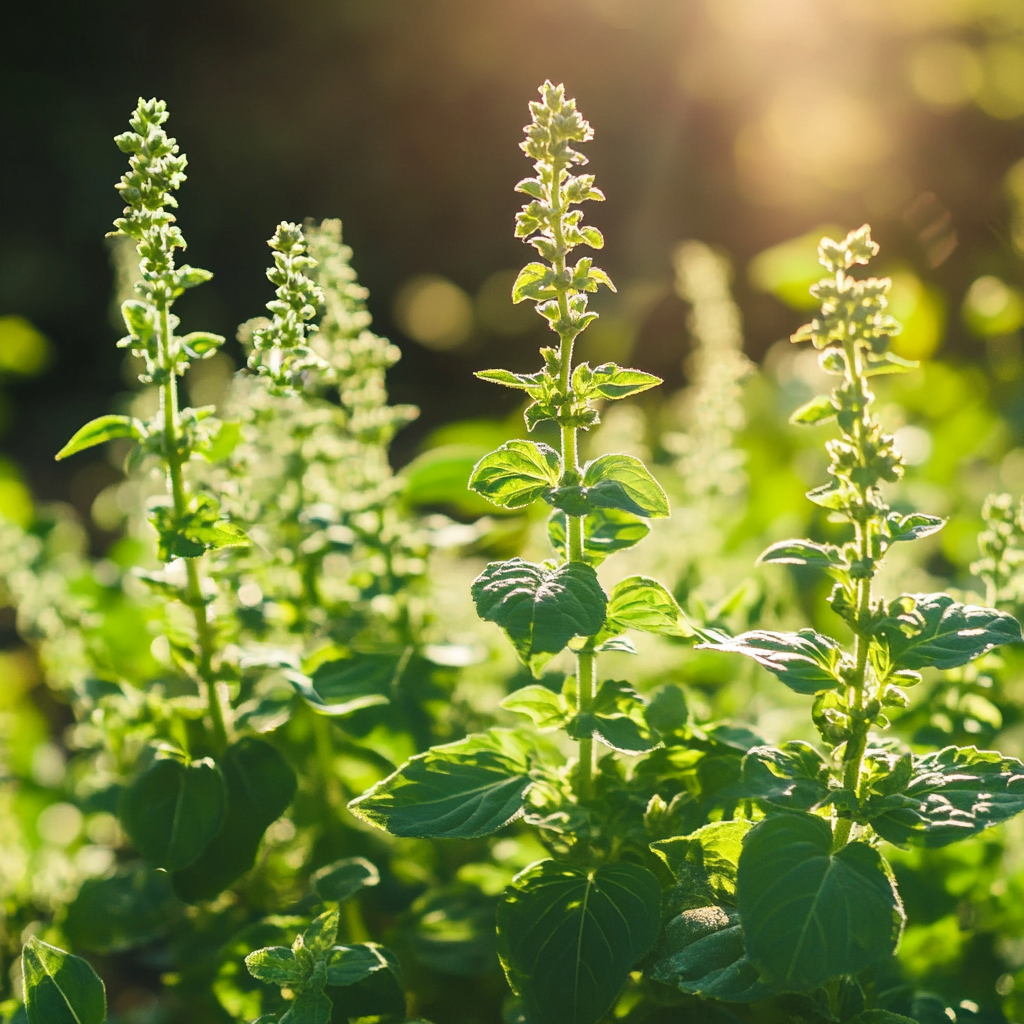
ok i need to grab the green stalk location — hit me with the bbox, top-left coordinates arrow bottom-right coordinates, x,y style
158,302 -> 228,754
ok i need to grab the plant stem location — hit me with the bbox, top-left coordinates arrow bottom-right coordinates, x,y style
159,303 -> 228,754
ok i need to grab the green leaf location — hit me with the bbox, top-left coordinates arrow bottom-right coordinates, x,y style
867,745 -> 1024,847
474,368 -> 548,396
547,508 -> 649,566
471,559 -> 607,671
245,946 -> 305,986
603,575 -> 691,638
512,262 -> 558,303
22,937 -> 106,1024
180,330 -> 225,358
280,988 -> 331,1024
497,861 -> 661,1024
328,945 -> 405,1018
150,493 -> 249,561
302,909 -> 340,957
286,669 -> 390,718
172,737 -> 297,902
699,629 -> 846,694
847,1013 -> 917,1024
324,944 -> 389,987
652,820 -> 752,904
758,539 -> 847,570
569,679 -> 657,753
583,454 -> 669,518
649,905 -> 771,1003
119,756 -> 225,871
469,441 -> 561,510
877,593 -> 1021,671
886,512 -> 945,542
737,812 -> 904,992
402,444 -> 501,518
348,729 -> 534,839
789,394 -> 837,426
312,857 -> 380,904
572,362 -> 662,401
741,743 -> 830,812
500,685 -> 570,730
56,414 -> 142,461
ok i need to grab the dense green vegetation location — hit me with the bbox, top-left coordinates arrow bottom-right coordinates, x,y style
5,82 -> 1024,1024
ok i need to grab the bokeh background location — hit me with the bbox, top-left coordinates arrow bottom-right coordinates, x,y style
4,0 -> 1024,538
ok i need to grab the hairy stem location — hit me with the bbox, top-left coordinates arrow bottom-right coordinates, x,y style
159,303 -> 228,753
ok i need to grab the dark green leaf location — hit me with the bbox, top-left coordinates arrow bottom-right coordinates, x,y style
742,743 -> 830,811
758,539 -> 847,570
56,414 -> 142,461
280,988 -> 331,1024
867,745 -> 1024,847
471,559 -> 607,672
64,865 -> 180,953
737,812 -> 904,992
120,756 -> 225,871
312,857 -> 380,904
150,493 -> 248,561
22,937 -> 106,1024
649,906 -> 771,1003
547,508 -> 649,566
886,512 -> 945,542
789,394 -> 837,426
329,945 -> 405,1019
348,729 -> 534,839
325,944 -> 389,987
497,861 -> 661,1024
569,679 -> 657,753
699,629 -> 846,694
406,885 -> 499,976
603,575 -> 691,638
847,1013 -> 918,1024
469,440 -> 561,510
245,946 -> 305,986
172,737 -> 297,902
877,593 -> 1021,671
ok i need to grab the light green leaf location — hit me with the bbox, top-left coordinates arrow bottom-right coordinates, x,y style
603,575 -> 691,638
877,593 -> 1021,671
471,558 -> 607,670
497,861 -> 661,1024
569,679 -> 657,753
469,440 -> 561,510
348,729 -> 534,839
180,331 -> 225,358
119,756 -> 225,871
867,745 -> 1024,847
757,539 -> 847,570
652,820 -> 752,904
312,857 -> 380,904
22,936 -> 106,1024
582,454 -> 669,518
737,812 -> 904,992
789,394 -> 837,426
741,742 -> 830,811
547,508 -> 649,566
245,946 -> 305,986
699,629 -> 846,694
172,737 -> 297,903
886,512 -> 945,542
301,909 -> 339,958
474,368 -> 548,395
649,905 -> 771,1003
501,685 -> 570,730
572,362 -> 662,401
512,262 -> 558,303
324,944 -> 389,987
56,414 -> 142,461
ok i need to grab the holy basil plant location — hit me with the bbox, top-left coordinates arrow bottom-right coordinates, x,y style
348,82 -> 691,1024
688,228 -> 1024,1004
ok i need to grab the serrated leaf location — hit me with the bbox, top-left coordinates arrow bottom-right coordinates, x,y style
474,368 -> 548,395
548,508 -> 649,566
22,937 -> 106,1024
652,820 -> 752,903
172,737 -> 297,902
501,684 -> 570,730
245,946 -> 305,986
699,629 -> 845,694
742,742 -> 830,811
573,362 -> 662,401
649,905 -> 771,1003
512,262 -> 558,303
497,861 -> 661,1024
348,729 -> 533,839
469,440 -> 561,510
737,812 -> 904,992
325,943 -> 389,987
789,394 -> 837,426
471,558 -> 607,669
569,679 -> 657,753
878,593 -> 1021,671
603,575 -> 691,638
582,454 -> 669,518
312,857 -> 380,904
56,414 -> 142,460
758,539 -> 847,570
120,756 -> 225,871
867,745 -> 1024,847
